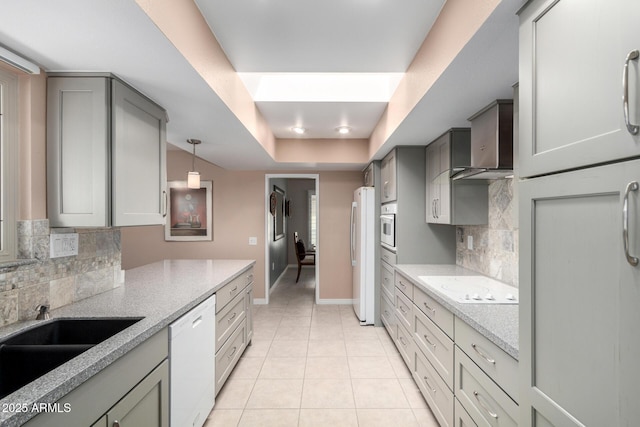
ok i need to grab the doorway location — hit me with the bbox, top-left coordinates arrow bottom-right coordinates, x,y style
264,174 -> 320,304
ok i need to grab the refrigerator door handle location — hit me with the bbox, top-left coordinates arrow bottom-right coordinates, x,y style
350,202 -> 357,266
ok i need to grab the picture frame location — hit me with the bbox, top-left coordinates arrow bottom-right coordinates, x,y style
273,185 -> 285,241
165,181 -> 213,241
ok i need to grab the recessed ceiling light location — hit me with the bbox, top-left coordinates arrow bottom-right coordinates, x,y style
291,126 -> 306,135
336,126 -> 351,135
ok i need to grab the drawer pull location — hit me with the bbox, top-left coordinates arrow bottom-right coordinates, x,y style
399,306 -> 407,315
231,285 -> 238,293
423,376 -> 436,394
423,302 -> 436,315
423,334 -> 436,349
398,336 -> 407,346
227,346 -> 238,359
473,390 -> 498,419
383,277 -> 389,283
398,280 -> 406,288
248,274 -> 254,281
228,312 -> 237,322
384,310 -> 390,316
472,343 -> 496,365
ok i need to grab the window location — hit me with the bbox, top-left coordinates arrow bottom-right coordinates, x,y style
308,191 -> 317,248
0,68 -> 18,262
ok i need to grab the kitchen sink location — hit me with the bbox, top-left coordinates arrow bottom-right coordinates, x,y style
0,317 -> 143,399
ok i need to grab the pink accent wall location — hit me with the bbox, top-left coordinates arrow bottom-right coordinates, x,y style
275,138 -> 369,164
121,150 -> 362,301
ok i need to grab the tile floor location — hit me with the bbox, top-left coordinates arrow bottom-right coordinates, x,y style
205,267 -> 439,427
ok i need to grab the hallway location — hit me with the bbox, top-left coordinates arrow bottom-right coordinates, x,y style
205,267 -> 438,426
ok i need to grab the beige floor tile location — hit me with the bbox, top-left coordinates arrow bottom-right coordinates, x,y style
278,315 -> 312,327
274,325 -> 311,341
238,409 -> 300,427
356,409 -> 419,427
267,340 -> 309,358
301,378 -> 355,408
286,305 -> 314,317
309,325 -> 344,340
342,325 -> 383,340
306,340 -> 347,357
259,357 -> 307,379
246,379 -> 303,409
388,353 -> 413,378
205,409 -> 243,426
346,339 -> 387,357
304,356 -> 350,379
252,324 -> 279,340
352,379 -> 411,408
348,356 -> 397,379
230,357 -> 265,380
241,339 -> 272,359
412,408 -> 440,427
299,409 -> 358,427
398,378 -> 428,409
214,378 -> 256,409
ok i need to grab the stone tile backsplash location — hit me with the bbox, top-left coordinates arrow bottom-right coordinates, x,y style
0,220 -> 122,327
456,179 -> 519,287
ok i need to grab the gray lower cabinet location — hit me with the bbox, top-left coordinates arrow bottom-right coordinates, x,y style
519,158 -> 640,426
47,73 -> 167,227
25,329 -> 169,427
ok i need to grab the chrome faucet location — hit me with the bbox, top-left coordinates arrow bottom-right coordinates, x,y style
35,304 -> 50,320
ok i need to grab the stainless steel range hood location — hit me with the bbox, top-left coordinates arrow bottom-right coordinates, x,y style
452,100 -> 513,180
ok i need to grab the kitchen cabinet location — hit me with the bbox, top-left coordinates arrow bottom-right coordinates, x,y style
47,74 -> 167,227
519,159 -> 640,426
381,149 -> 397,202
363,162 -> 375,187
519,0 -> 640,178
425,129 -> 488,225
25,329 -> 169,427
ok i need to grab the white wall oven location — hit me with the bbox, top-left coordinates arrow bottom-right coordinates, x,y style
380,203 -> 397,252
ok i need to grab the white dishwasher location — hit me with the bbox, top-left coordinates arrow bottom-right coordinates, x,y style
170,294 -> 216,427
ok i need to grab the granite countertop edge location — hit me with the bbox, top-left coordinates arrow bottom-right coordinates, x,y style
394,264 -> 519,360
0,259 -> 256,427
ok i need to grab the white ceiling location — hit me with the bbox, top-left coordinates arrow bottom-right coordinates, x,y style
0,0 -> 520,170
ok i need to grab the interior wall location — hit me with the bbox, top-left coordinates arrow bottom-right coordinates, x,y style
120,150 -> 362,301
286,179 -> 315,265
268,177 -> 288,287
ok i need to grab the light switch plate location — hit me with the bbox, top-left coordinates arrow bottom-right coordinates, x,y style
50,233 -> 79,258
249,237 -> 258,245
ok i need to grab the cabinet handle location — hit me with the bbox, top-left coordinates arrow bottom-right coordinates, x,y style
471,343 -> 496,365
162,190 -> 167,217
423,302 -> 436,316
231,285 -> 238,293
399,305 -> 407,314
227,346 -> 237,359
423,334 -> 436,349
423,376 -> 436,394
623,181 -> 639,266
247,274 -> 254,281
384,310 -> 390,316
398,336 -> 407,346
473,390 -> 499,419
623,50 -> 639,135
228,312 -> 237,322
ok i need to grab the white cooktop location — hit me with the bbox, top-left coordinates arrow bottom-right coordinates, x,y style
418,275 -> 518,304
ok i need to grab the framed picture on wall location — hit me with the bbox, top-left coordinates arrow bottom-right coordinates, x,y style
165,181 -> 213,241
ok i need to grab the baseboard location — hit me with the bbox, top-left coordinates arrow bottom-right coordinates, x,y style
287,264 -> 314,269
269,267 -> 289,294
253,298 -> 267,305
316,299 -> 354,305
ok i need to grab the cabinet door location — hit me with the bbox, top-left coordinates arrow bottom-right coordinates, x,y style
426,144 -> 440,223
519,0 -> 640,177
47,77 -> 110,227
245,284 -> 253,343
519,159 -> 640,426
381,150 -> 397,203
112,80 -> 167,226
106,360 -> 169,427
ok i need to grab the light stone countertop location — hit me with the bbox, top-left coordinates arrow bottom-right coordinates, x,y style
394,264 -> 519,360
0,259 -> 255,427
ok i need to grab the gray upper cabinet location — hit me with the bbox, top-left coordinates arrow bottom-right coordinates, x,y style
47,74 -> 167,227
381,149 -> 397,203
519,158 -> 640,426
519,0 -> 640,178
425,129 -> 488,225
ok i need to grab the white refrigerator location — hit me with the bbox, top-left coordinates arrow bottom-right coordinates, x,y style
351,186 -> 375,325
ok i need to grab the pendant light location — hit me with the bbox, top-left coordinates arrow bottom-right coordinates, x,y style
187,138 -> 202,189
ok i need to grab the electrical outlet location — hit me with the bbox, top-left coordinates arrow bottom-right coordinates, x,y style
467,235 -> 474,250
50,233 -> 79,258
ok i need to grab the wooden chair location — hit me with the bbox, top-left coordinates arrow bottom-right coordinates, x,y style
294,232 -> 315,283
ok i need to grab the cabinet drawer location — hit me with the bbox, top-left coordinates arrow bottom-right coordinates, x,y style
216,291 -> 247,352
215,320 -> 247,395
455,397 -> 478,427
381,292 -> 396,340
381,247 -> 397,265
413,285 -> 454,339
455,347 -> 518,427
414,306 -> 454,390
381,261 -> 395,301
216,268 -> 254,312
395,323 -> 414,368
414,347 -> 454,427
395,272 -> 413,299
394,288 -> 413,332
455,318 -> 518,403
